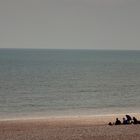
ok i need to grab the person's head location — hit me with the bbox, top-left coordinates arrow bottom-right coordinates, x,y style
116,118 -> 118,120
123,118 -> 125,121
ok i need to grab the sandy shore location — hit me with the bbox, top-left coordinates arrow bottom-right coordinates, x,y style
1,114 -> 140,140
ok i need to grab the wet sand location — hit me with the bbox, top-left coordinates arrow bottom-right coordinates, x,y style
0,114 -> 140,140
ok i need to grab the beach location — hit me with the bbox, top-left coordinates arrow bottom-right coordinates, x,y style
1,114 -> 140,140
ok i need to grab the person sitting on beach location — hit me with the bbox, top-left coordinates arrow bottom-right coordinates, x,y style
115,118 -> 121,125
133,117 -> 138,124
126,115 -> 132,124
132,117 -> 140,124
123,117 -> 128,125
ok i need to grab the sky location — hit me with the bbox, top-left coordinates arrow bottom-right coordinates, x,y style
0,0 -> 140,50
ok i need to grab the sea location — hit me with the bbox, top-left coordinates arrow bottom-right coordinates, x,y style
0,49 -> 140,119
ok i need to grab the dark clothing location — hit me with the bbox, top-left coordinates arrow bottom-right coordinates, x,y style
126,115 -> 132,124
126,115 -> 132,121
115,119 -> 121,125
123,119 -> 128,125
133,117 -> 138,124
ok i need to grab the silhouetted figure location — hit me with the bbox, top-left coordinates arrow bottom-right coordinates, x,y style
132,117 -> 140,124
126,115 -> 132,124
133,117 -> 138,124
123,117 -> 128,125
115,118 -> 121,125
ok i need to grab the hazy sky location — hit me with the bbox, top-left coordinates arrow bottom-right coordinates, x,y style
0,0 -> 140,50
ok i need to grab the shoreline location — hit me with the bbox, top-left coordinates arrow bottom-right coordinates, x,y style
1,112 -> 140,123
1,107 -> 140,121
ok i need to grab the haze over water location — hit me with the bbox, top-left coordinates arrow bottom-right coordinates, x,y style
0,49 -> 140,119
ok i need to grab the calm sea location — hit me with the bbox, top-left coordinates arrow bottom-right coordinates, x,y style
0,49 -> 140,119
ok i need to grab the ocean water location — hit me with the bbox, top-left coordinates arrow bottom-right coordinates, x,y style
0,49 -> 140,119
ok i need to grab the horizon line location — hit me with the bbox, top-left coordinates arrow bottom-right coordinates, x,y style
0,48 -> 140,51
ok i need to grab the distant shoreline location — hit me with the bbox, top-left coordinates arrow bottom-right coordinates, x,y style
0,112 -> 140,122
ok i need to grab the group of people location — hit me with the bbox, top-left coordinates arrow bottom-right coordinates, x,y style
108,114 -> 140,125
